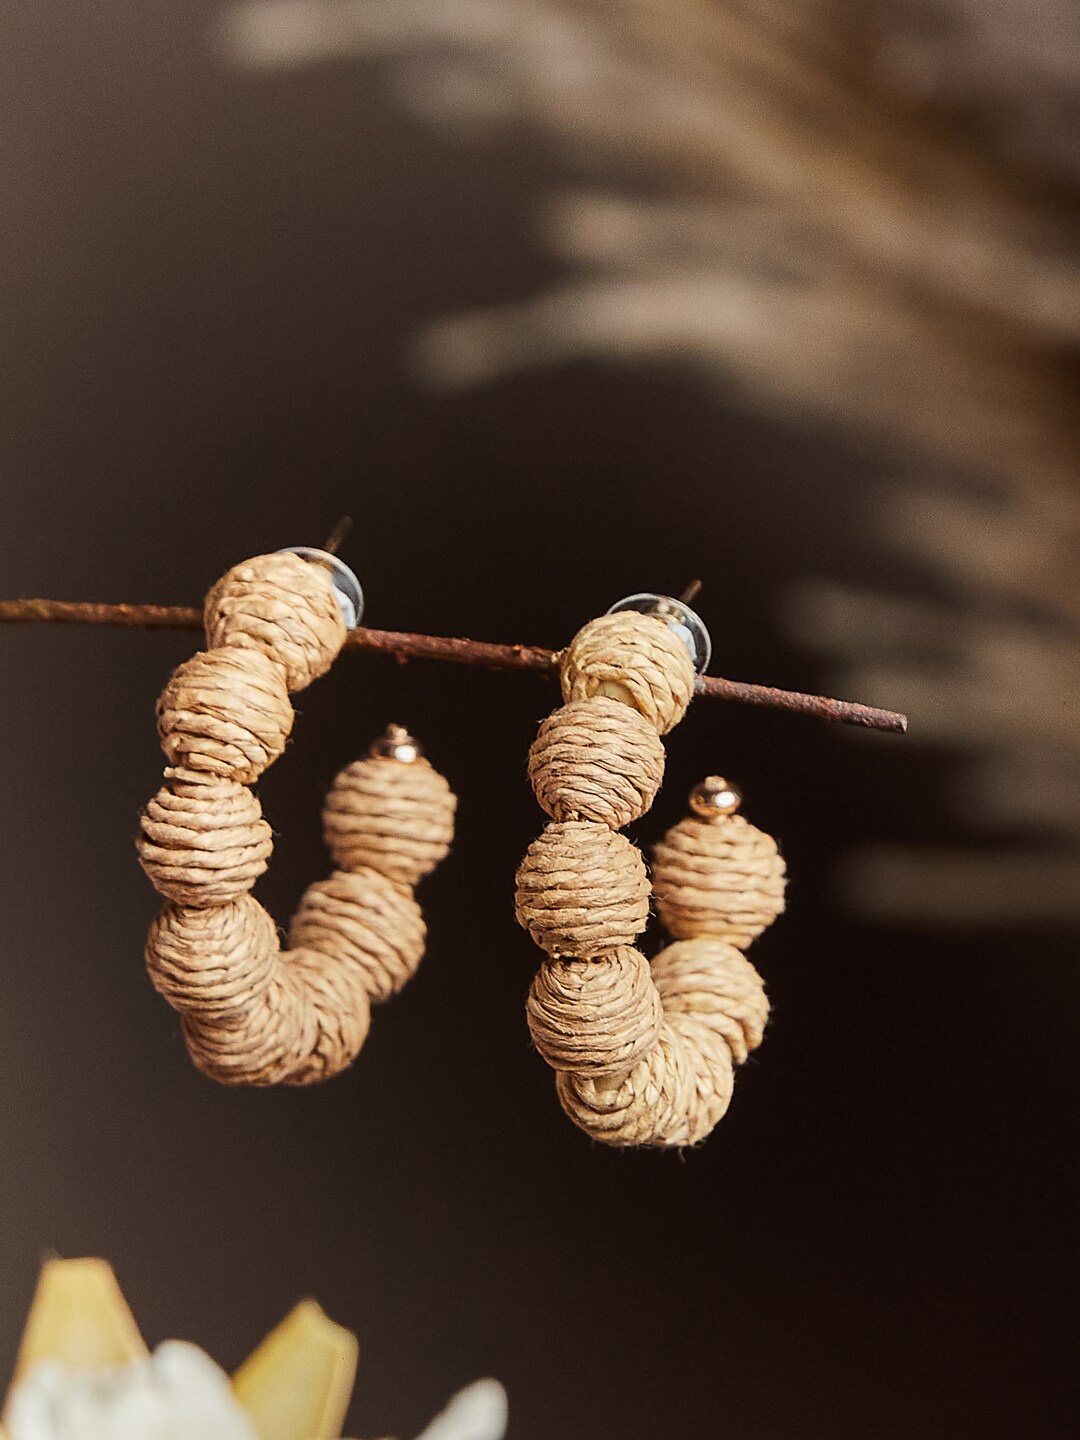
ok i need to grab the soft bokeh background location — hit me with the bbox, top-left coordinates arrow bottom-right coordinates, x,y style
1,3 -> 1077,1437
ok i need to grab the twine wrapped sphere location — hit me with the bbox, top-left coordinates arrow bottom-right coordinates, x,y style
145,895 -> 278,1019
289,867 -> 426,1003
514,820 -> 650,957
555,1015 -> 735,1148
156,648 -> 293,784
528,696 -> 665,827
527,947 -> 663,1075
181,972 -> 308,1087
137,771 -> 273,907
653,813 -> 786,948
323,755 -> 457,888
278,948 -> 373,1085
560,611 -> 696,734
203,551 -> 346,692
651,938 -> 769,1064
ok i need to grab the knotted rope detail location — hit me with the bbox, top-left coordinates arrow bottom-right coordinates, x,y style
138,552 -> 456,1086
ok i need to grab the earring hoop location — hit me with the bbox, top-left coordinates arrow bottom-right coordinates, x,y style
137,550 -> 455,1085
515,596 -> 785,1146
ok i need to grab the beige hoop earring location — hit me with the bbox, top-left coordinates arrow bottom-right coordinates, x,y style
515,594 -> 785,1147
137,549 -> 455,1085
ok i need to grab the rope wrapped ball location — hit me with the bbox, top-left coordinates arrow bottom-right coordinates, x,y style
514,820 -> 650,957
556,1016 -> 735,1148
146,894 -> 278,1019
289,868 -> 426,1003
323,754 -> 456,888
653,813 -> 786,948
276,948 -> 373,1086
526,947 -> 663,1075
560,611 -> 696,734
137,771 -> 273,907
528,696 -> 665,827
203,551 -> 347,691
650,938 -> 769,1064
156,647 -> 292,784
181,974 -> 308,1087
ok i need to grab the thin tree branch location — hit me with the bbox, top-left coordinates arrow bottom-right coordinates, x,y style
0,597 -> 908,732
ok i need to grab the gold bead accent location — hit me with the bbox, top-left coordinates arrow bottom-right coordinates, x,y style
368,725 -> 422,764
689,776 -> 742,819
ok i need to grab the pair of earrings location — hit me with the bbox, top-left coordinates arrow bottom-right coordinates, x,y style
137,549 -> 785,1149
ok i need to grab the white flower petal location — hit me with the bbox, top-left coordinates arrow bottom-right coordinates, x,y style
414,1379 -> 508,1440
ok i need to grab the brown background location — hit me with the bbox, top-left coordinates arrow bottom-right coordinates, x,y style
1,5 -> 1077,1438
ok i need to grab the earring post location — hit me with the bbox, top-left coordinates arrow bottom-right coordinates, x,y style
0,597 -> 907,733
321,516 -> 353,555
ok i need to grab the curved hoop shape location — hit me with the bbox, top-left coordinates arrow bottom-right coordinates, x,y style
138,552 -> 456,1085
515,610 -> 785,1147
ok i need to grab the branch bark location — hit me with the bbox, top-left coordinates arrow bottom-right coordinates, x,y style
0,597 -> 907,733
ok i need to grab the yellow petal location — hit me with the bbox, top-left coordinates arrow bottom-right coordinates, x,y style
8,1258 -> 147,1393
232,1300 -> 358,1440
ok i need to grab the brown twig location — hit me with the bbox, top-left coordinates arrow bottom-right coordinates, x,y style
0,597 -> 907,732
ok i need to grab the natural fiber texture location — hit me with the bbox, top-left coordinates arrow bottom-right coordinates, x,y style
181,974 -> 308,1087
141,553 -> 455,1086
156,647 -> 293,784
146,895 -> 279,1018
651,939 -> 768,1064
527,947 -> 662,1075
203,551 -> 346,692
323,755 -> 456,887
653,814 -> 786,948
560,611 -> 695,733
514,820 -> 650,957
518,604 -> 783,1147
289,867 -> 426,1003
528,696 -> 665,827
137,770 -> 273,906
276,947 -> 373,1086
555,1014 -> 735,1147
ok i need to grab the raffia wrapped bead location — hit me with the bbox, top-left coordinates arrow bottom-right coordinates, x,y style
137,771 -> 273,906
528,697 -> 665,827
323,756 -> 457,887
514,821 -> 650,958
527,947 -> 662,1076
277,949 -> 373,1086
661,1014 -> 737,1145
182,972 -> 309,1087
204,551 -> 346,692
651,939 -> 768,1063
653,814 -> 786,948
156,647 -> 292,784
556,1016 -> 734,1148
170,936 -> 372,1088
145,895 -> 279,1018
560,611 -> 695,734
289,868 -> 426,1004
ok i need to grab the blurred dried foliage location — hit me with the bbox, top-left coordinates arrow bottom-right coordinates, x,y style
217,0 -> 1080,923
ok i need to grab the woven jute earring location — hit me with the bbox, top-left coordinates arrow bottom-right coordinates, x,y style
515,594 -> 786,1148
137,548 -> 456,1086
